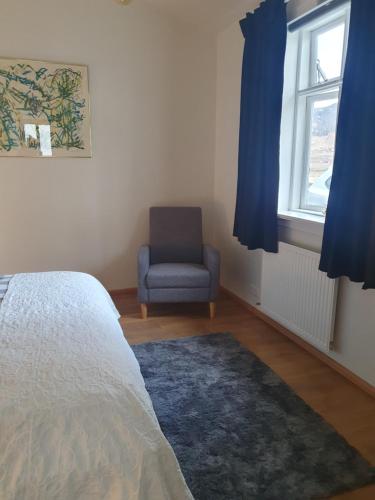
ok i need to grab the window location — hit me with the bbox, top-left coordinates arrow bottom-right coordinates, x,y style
281,5 -> 350,217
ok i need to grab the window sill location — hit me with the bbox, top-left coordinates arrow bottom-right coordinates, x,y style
278,210 -> 325,236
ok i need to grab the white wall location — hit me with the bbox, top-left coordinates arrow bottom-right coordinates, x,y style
213,20 -> 375,386
0,0 -> 216,289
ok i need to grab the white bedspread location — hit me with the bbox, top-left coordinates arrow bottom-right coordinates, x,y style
0,272 -> 192,500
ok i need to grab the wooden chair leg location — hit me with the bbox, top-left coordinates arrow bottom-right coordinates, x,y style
209,302 -> 216,320
140,304 -> 148,320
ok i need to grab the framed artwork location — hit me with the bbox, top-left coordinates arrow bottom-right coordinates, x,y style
0,57 -> 91,157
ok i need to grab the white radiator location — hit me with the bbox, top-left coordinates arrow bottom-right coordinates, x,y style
260,242 -> 338,353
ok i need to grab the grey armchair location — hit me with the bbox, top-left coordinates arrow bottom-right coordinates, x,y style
138,207 -> 220,319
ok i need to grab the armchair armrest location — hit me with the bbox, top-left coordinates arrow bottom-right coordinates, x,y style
203,244 -> 220,301
138,245 -> 150,303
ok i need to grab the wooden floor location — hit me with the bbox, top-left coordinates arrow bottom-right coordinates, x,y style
113,291 -> 375,500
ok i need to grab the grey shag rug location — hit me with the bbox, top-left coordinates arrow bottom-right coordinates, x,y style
132,333 -> 375,500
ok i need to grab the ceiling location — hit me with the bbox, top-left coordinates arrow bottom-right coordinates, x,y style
145,0 -> 260,34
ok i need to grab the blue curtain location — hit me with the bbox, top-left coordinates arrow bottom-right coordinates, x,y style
319,0 -> 375,289
233,0 -> 287,252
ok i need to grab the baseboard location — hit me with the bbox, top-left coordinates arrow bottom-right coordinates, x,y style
221,286 -> 375,399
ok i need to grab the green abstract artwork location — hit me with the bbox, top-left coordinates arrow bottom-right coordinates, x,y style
0,58 -> 91,157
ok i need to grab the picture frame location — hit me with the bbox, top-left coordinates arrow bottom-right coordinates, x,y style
0,57 -> 92,158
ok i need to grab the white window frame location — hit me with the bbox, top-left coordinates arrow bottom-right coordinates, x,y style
280,4 -> 351,220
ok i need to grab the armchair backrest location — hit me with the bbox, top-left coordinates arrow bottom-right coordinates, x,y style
149,207 -> 203,265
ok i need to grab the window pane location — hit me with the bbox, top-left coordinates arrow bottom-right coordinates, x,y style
315,23 -> 345,83
305,97 -> 338,210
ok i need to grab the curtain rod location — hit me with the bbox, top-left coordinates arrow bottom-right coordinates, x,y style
287,0 -> 349,27
247,0 -> 346,22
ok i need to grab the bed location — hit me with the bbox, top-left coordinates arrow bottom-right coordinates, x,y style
0,272 -> 192,500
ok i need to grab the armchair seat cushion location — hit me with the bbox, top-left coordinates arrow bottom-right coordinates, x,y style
146,263 -> 210,289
